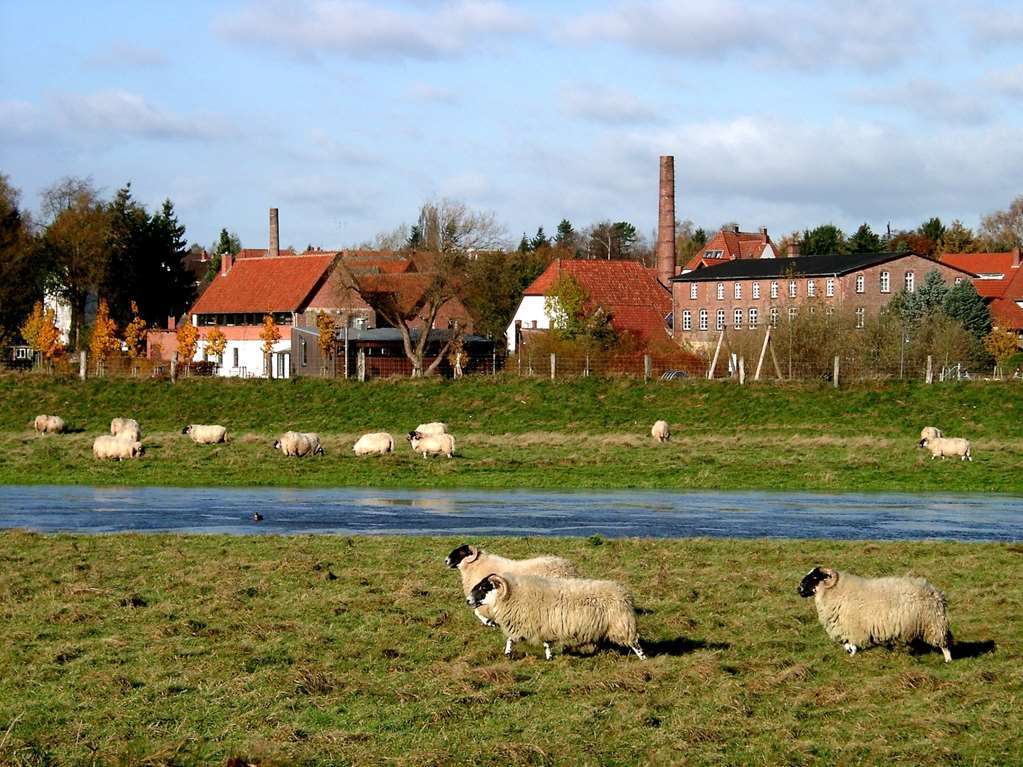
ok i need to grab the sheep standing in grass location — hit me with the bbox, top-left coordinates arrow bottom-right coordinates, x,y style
920,436 -> 972,461
467,573 -> 646,661
353,432 -> 394,456
415,422 -> 448,436
919,426 -> 943,444
33,415 -> 66,434
111,418 -> 141,442
445,544 -> 578,626
797,567 -> 953,662
273,431 -> 325,457
407,430 -> 455,458
182,424 -> 228,444
651,420 -> 670,443
93,435 -> 144,460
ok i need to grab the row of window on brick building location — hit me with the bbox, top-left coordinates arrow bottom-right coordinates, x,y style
679,304 -> 871,331
688,271 -> 919,303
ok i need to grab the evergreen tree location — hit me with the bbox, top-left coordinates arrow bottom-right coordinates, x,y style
555,219 -> 576,250
147,199 -> 196,324
406,224 -> 422,249
942,280 -> 991,339
919,217 -> 944,244
102,184 -> 151,326
0,175 -> 44,346
207,228 -> 241,282
916,270 -> 949,314
800,224 -> 846,255
939,220 -> 976,254
517,233 -> 530,253
530,226 -> 549,251
847,223 -> 884,253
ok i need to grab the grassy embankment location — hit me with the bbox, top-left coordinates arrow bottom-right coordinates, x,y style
1,375 -> 1021,492
0,533 -> 1019,766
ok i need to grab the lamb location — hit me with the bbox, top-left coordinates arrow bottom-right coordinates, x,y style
182,424 -> 228,444
353,432 -> 394,456
920,436 -> 972,461
414,422 -> 448,436
33,415 -> 66,434
407,430 -> 455,458
445,544 -> 578,626
110,418 -> 141,442
919,426 -> 943,444
651,420 -> 670,443
93,434 -> 144,460
797,566 -> 953,662
273,431 -> 325,457
467,573 -> 646,661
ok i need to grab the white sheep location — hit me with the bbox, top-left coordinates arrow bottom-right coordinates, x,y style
919,426 -> 943,444
93,434 -> 144,461
467,573 -> 646,661
182,424 -> 228,444
797,567 -> 953,662
353,432 -> 394,456
273,431 -> 325,457
920,436 -> 972,461
445,544 -> 578,626
415,422 -> 448,436
110,418 -> 141,442
651,420 -> 670,443
407,430 -> 455,458
33,415 -> 66,434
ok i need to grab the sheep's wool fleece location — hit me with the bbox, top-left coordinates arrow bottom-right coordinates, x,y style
458,553 -> 577,597
814,572 -> 951,649
489,574 -> 640,649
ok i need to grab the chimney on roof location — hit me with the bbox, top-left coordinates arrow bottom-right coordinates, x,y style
269,207 -> 280,258
732,225 -> 740,234
1013,246 -> 1021,267
167,315 -> 176,331
655,155 -> 676,288
221,253 -> 233,276
787,242 -> 800,257
759,226 -> 768,242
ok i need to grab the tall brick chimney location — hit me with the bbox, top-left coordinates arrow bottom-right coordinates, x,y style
269,207 -> 280,258
656,156 -> 676,288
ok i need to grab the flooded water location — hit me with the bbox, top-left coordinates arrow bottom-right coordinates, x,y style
0,485 -> 1021,541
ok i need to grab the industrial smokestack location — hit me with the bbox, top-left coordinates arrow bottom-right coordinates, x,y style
269,207 -> 280,258
656,156 -> 676,288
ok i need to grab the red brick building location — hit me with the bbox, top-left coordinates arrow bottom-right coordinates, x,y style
939,249 -> 1023,346
681,226 -> 778,273
670,252 -> 975,347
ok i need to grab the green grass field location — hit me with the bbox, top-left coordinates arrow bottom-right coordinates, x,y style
1,375 -> 1021,492
1,533 -> 1019,766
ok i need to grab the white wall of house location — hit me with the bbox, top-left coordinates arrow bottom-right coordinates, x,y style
505,295 -> 552,352
197,338 -> 291,378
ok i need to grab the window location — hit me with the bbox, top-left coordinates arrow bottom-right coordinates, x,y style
716,309 -> 725,330
954,277 -> 963,285
734,283 -> 743,299
880,271 -> 890,293
232,347 -> 239,368
770,281 -> 779,299
807,279 -> 817,297
748,307 -> 758,329
301,338 -> 307,366
905,271 -> 915,292
752,282 -> 761,299
855,274 -> 865,293
788,306 -> 798,320
699,309 -> 708,331
789,280 -> 797,298
855,307 -> 865,329
734,308 -> 743,328
690,283 -> 698,299
826,278 -> 834,297
706,249 -> 723,259
826,306 -> 834,317
769,307 -> 779,326
717,282 -> 725,300
682,310 -> 692,331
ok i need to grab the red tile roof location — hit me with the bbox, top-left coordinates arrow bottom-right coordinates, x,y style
191,253 -> 336,314
524,259 -> 671,341
683,228 -> 773,272
939,251 -> 1020,298
989,297 -> 1023,331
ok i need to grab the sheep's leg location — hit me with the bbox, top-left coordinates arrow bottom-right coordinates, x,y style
544,642 -> 553,661
941,646 -> 952,663
504,638 -> 513,657
474,609 -> 495,627
843,642 -> 858,656
631,644 -> 647,661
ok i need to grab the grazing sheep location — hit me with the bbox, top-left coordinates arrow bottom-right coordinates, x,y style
651,420 -> 670,443
33,415 -> 66,434
110,418 -> 141,441
445,544 -> 578,626
273,431 -> 325,457
797,567 -> 953,662
407,430 -> 455,458
182,424 -> 228,444
919,426 -> 943,444
920,436 -> 972,461
467,573 -> 645,661
415,422 -> 448,436
353,432 -> 394,456
93,434 -> 144,461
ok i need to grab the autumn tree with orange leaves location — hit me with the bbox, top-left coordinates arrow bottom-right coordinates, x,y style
205,327 -> 227,366
315,312 -> 336,374
123,301 -> 148,361
176,317 -> 199,370
20,301 -> 65,363
89,299 -> 120,372
260,313 -> 281,377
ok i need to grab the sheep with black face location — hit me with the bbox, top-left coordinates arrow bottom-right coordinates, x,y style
798,566 -> 953,662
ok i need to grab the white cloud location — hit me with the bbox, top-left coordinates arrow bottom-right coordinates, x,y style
564,0 -> 925,72
215,0 -> 531,60
560,82 -> 660,125
408,82 -> 461,105
852,78 -> 991,125
966,7 -> 1023,47
986,64 -> 1023,100
85,42 -> 168,69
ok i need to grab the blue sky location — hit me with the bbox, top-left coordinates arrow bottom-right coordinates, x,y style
2,0 -> 1022,251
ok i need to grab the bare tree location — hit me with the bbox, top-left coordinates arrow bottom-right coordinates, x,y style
412,198 -> 506,253
979,195 -> 1023,250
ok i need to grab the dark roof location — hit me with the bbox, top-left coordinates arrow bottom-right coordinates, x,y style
671,252 -> 976,282
293,326 -> 492,345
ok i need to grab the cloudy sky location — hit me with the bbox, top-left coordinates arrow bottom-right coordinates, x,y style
2,0 -> 1022,250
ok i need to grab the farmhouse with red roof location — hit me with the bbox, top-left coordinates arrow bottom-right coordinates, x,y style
505,259 -> 671,352
939,248 -> 1023,345
681,225 -> 778,273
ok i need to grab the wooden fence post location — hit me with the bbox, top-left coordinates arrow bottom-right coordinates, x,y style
754,326 -> 770,381
738,356 -> 746,385
357,349 -> 366,382
833,355 -> 840,389
79,350 -> 86,381
644,354 -> 652,383
926,354 -> 933,384
170,356 -> 177,382
770,343 -> 784,381
585,354 -> 590,377
708,331 -> 724,380
550,352 -> 556,381
492,349 -> 497,375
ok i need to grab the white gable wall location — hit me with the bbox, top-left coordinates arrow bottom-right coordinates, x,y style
505,295 -> 551,352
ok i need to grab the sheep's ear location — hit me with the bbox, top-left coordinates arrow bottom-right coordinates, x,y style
463,545 -> 480,564
819,568 -> 838,588
489,574 -> 509,595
